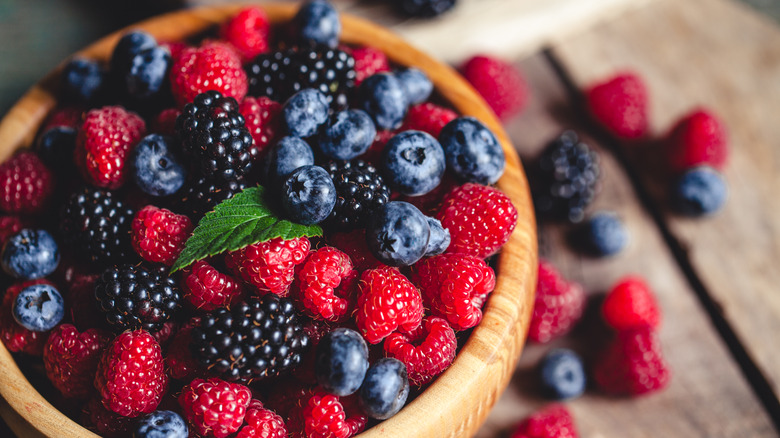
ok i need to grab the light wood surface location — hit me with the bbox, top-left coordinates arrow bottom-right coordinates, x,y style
0,3 -> 537,438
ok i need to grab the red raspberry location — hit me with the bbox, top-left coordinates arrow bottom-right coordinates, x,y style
351,46 -> 390,86
43,106 -> 84,130
303,392 -> 367,438
460,55 -> 528,121
295,247 -> 358,322
0,151 -> 54,214
0,280 -> 53,355
65,273 -> 106,331
221,6 -> 270,62
43,323 -> 111,399
170,41 -> 248,106
594,326 -> 671,396
131,205 -> 194,266
165,321 -> 202,381
400,103 -> 458,137
95,330 -> 167,417
411,254 -> 495,331
384,316 -> 456,386
528,261 -> 586,343
665,108 -> 728,172
585,72 -> 649,139
226,237 -> 311,296
236,404 -> 287,438
83,397 -> 134,438
74,105 -> 146,189
326,229 -> 383,272
151,107 -> 181,136
0,215 -> 24,245
179,377 -> 252,438
510,404 -> 579,438
356,267 -> 424,344
399,174 -> 457,216
360,129 -> 395,166
182,260 -> 244,311
151,320 -> 179,350
436,183 -> 517,259
602,276 -> 661,331
239,96 -> 282,160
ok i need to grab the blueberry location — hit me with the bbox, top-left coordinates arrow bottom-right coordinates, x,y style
125,46 -> 171,100
424,216 -> 450,256
111,31 -> 157,75
281,165 -> 337,224
671,166 -> 728,216
366,201 -> 430,266
134,410 -> 188,438
315,328 -> 369,396
1,229 -> 59,280
132,134 -> 186,197
12,284 -> 64,332
283,89 -> 330,138
398,0 -> 457,17
439,117 -> 505,185
578,211 -> 628,256
395,68 -> 433,106
539,348 -> 586,400
382,130 -> 446,196
294,0 -> 342,48
36,126 -> 77,172
61,58 -> 106,103
358,357 -> 410,420
265,136 -> 315,186
318,110 -> 377,160
358,73 -> 408,130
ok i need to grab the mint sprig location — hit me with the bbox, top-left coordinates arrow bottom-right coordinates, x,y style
171,186 -> 322,273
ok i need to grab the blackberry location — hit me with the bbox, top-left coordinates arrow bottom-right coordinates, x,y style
94,264 -> 182,333
246,50 -> 292,102
60,187 -> 135,264
324,160 -> 390,231
191,294 -> 309,382
531,131 -> 600,223
176,177 -> 248,221
176,90 -> 255,182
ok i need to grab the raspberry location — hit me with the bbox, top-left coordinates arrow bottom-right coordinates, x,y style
182,260 -> 244,311
0,280 -> 52,355
665,108 -> 728,172
95,329 -> 167,417
411,254 -> 495,331
225,237 -> 310,296
43,323 -> 111,399
528,261 -> 586,343
236,405 -> 287,438
602,276 -> 661,331
356,267 -> 424,344
0,151 -> 54,214
165,322 -> 201,381
303,392 -> 367,438
239,96 -> 282,160
295,246 -> 358,322
131,205 -> 194,266
179,377 -> 252,438
43,106 -> 83,130
585,72 -> 649,139
83,397 -> 135,438
594,327 -> 671,396
399,174 -> 457,216
0,215 -> 24,245
510,404 -> 579,438
351,46 -> 390,86
151,107 -> 181,136
360,129 -> 395,166
75,106 -> 146,189
160,41 -> 189,63
326,229 -> 383,271
436,183 -> 518,259
400,103 -> 458,137
460,55 -> 528,120
170,41 -> 248,106
65,273 -> 106,331
383,316 -> 456,386
221,6 -> 270,62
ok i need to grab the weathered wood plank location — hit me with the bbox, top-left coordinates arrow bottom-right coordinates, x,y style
476,54 -> 775,438
551,0 -> 780,400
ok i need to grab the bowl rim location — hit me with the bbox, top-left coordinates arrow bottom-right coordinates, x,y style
0,3 -> 537,437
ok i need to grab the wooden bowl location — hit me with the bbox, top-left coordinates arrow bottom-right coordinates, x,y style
0,3 -> 537,437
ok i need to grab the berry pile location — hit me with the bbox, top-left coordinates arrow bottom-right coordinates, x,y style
0,2 -> 520,437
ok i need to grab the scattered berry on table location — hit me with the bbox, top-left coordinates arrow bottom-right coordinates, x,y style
356,266 -> 424,344
12,283 -> 64,332
594,326 -> 671,396
134,410 -> 189,438
528,260 -> 586,343
358,72 -> 408,130
36,126 -> 77,174
531,130 -> 600,223
61,58 -> 105,103
178,377 -> 252,438
281,165 -> 337,224
576,211 -> 629,257
358,357 -> 410,420
236,404 -> 287,438
439,116 -> 505,185
294,0 -> 341,48
423,216 -> 450,256
282,89 -> 331,138
131,134 -> 187,197
303,392 -> 367,438
324,159 -> 390,231
170,41 -> 247,106
382,130 -> 446,196
397,0 -> 457,17
436,183 -> 518,259
182,260 -> 244,311
510,404 -> 579,438
43,324 -> 111,399
315,327 -> 369,396
460,55 -> 528,121
177,176 -> 248,221
539,348 -> 586,400
239,96 -> 282,160
665,108 -> 729,172
395,68 -> 433,106
131,205 -> 193,265
0,281 -> 52,355
0,151 -> 54,214
585,71 -> 649,139
151,107 -> 181,136
1,229 -> 59,280
366,201 -> 431,266
400,102 -> 457,137
264,136 -> 315,187
295,246 -> 358,322
225,236 -> 310,296
602,276 -> 661,331
319,109 -> 377,160
351,46 -> 390,86
383,316 -> 456,386
670,166 -> 727,216
221,6 -> 270,62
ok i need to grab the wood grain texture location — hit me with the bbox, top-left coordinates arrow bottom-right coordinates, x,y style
0,3 -> 537,438
476,55 -> 775,438
551,0 -> 780,399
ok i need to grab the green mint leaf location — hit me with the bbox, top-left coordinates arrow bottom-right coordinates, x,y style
170,186 -> 322,273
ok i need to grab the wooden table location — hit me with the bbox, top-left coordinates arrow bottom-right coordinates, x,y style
2,0 -> 780,436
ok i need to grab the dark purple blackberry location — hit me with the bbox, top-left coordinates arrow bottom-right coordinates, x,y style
94,264 -> 181,333
176,176 -> 248,221
246,50 -> 292,102
324,160 -> 390,231
190,294 -> 309,382
397,0 -> 457,17
60,187 -> 135,264
175,90 -> 256,181
531,131 -> 600,223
